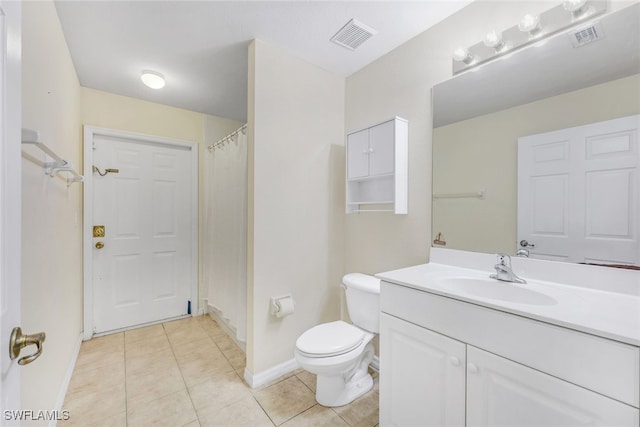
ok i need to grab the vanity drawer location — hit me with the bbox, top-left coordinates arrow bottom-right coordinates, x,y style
381,281 -> 640,408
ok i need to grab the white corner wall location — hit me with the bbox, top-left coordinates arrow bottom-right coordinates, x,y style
21,0 -> 83,414
246,40 -> 345,376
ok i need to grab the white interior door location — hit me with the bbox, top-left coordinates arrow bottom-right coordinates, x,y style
518,115 -> 640,265
1,0 -> 22,418
90,131 -> 196,334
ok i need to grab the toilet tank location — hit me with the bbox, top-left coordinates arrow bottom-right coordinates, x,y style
343,273 -> 380,333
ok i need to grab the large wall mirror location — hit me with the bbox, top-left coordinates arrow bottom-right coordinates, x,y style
432,3 -> 640,266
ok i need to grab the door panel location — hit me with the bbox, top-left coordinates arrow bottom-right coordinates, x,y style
368,120 -> 395,176
518,115 -> 639,264
380,313 -> 466,427
92,135 -> 193,333
466,346 -> 638,427
347,129 -> 369,179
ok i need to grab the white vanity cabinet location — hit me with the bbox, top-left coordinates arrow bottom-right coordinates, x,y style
345,117 -> 408,214
466,346 -> 637,426
380,281 -> 640,427
380,312 -> 465,426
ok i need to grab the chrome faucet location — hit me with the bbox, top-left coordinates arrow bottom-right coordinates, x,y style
490,254 -> 526,284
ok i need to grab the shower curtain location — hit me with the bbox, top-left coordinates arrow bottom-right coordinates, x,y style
203,128 -> 247,344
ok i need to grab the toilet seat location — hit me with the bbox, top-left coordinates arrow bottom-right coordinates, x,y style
296,321 -> 365,358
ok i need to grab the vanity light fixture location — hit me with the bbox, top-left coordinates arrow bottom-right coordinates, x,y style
451,0 -> 606,74
140,70 -> 165,89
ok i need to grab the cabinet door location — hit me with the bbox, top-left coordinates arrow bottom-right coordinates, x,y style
466,346 -> 639,427
380,313 -> 466,427
347,129 -> 369,179
368,120 -> 395,176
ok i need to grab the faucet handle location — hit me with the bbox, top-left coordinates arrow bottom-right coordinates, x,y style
496,253 -> 511,267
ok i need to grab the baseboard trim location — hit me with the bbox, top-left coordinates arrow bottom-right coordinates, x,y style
207,303 -> 246,353
244,358 -> 299,389
371,355 -> 380,372
50,332 -> 83,427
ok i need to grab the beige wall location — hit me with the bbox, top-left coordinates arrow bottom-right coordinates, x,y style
344,0 -> 634,275
21,0 -> 82,414
433,74 -> 640,255
80,88 -> 205,144
246,40 -> 345,375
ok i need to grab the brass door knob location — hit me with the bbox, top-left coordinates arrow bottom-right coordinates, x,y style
10,327 -> 46,366
95,241 -> 104,249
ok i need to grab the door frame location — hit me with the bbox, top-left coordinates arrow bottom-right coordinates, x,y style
82,126 -> 198,340
0,0 -> 22,413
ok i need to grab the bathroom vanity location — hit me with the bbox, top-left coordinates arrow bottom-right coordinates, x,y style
377,249 -> 640,427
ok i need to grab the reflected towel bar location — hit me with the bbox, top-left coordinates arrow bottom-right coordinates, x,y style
22,128 -> 84,186
433,189 -> 485,200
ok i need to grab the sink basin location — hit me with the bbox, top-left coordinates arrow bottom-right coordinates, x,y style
437,277 -> 557,306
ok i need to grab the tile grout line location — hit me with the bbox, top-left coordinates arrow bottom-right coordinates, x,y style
163,320 -> 201,427
123,332 -> 129,427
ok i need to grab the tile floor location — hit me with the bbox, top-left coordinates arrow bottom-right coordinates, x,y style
61,315 -> 379,427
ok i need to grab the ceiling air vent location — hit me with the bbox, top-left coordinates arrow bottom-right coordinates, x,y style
569,22 -> 604,48
330,19 -> 377,51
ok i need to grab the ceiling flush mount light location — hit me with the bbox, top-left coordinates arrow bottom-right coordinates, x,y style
140,70 -> 165,89
518,14 -> 542,35
451,0 -> 606,75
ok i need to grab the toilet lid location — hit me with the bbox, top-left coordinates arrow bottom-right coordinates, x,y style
296,321 -> 365,357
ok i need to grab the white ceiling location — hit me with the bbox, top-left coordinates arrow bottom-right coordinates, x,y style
54,1 -> 473,122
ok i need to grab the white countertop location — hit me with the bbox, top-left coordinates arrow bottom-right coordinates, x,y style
377,262 -> 640,347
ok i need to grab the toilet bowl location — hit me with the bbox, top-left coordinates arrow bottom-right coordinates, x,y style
294,273 -> 380,407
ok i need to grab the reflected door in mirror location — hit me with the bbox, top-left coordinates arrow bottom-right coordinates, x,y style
517,115 -> 640,266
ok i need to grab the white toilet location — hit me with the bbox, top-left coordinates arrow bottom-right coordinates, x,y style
294,273 -> 380,407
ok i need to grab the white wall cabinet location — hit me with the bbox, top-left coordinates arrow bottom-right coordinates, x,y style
346,117 -> 408,214
380,283 -> 640,427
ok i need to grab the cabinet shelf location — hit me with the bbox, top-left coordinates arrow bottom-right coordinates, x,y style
345,117 -> 408,214
347,201 -> 394,206
347,172 -> 394,183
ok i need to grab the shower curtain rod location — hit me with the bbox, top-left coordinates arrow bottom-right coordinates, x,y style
208,124 -> 247,152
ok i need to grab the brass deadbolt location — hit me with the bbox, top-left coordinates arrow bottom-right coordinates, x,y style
93,225 -> 105,238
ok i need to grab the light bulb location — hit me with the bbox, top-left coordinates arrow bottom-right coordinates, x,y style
140,70 -> 165,89
518,14 -> 541,34
452,47 -> 473,64
483,30 -> 505,51
563,0 -> 587,13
